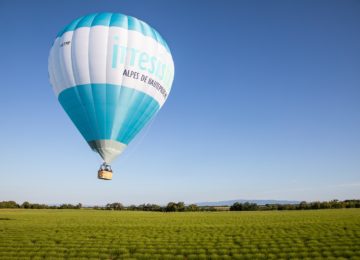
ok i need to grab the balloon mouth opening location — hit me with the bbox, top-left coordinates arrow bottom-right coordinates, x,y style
88,140 -> 127,163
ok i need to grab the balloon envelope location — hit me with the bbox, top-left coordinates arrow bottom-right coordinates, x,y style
48,13 -> 174,163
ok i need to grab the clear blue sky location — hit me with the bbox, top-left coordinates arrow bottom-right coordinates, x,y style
0,0 -> 359,205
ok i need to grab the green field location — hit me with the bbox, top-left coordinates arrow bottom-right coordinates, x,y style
0,209 -> 359,259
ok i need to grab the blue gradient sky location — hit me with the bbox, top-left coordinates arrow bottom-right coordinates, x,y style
0,0 -> 359,205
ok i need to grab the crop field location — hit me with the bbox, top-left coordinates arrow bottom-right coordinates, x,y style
0,209 -> 359,259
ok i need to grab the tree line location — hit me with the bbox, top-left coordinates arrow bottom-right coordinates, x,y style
0,201 -> 204,212
0,201 -> 82,209
230,200 -> 360,211
99,202 -> 202,212
1,199 -> 359,211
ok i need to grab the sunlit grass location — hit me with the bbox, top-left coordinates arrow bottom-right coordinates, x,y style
0,209 -> 359,259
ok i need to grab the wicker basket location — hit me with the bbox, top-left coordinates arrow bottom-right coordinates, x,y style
98,170 -> 112,180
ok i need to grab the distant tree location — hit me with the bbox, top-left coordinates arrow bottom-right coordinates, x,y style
310,201 -> 321,209
142,204 -> 150,211
149,204 -> 162,211
265,204 -> 278,210
165,202 -> 177,212
22,201 -> 31,209
128,204 -> 138,211
230,202 -> 243,211
230,202 -> 258,211
106,202 -> 124,210
287,204 -> 296,210
177,202 -> 185,212
243,202 -> 258,211
320,201 -> 331,209
298,201 -> 308,210
58,203 -> 81,209
329,199 -> 343,209
186,204 -> 199,212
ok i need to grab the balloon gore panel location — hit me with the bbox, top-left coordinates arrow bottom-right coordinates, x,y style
58,84 -> 160,145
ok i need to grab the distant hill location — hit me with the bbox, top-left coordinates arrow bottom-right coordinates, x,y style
195,199 -> 300,206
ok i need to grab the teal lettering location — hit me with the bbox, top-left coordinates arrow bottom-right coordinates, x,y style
148,56 -> 157,74
119,46 -> 127,64
138,52 -> 149,70
111,44 -> 118,68
111,43 -> 173,90
129,48 -> 139,66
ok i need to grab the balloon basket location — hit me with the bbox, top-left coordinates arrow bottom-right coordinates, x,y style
98,170 -> 112,180
98,163 -> 113,180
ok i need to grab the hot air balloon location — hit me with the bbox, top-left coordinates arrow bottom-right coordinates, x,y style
48,13 -> 174,180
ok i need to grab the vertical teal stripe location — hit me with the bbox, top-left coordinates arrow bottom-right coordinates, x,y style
109,13 -> 128,28
56,13 -> 170,53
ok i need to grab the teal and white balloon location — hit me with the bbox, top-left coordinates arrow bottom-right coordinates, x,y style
48,13 -> 174,164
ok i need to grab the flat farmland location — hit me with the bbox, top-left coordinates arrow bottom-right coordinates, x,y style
0,209 -> 359,259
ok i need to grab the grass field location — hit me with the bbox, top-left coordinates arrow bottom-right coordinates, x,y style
0,209 -> 359,259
